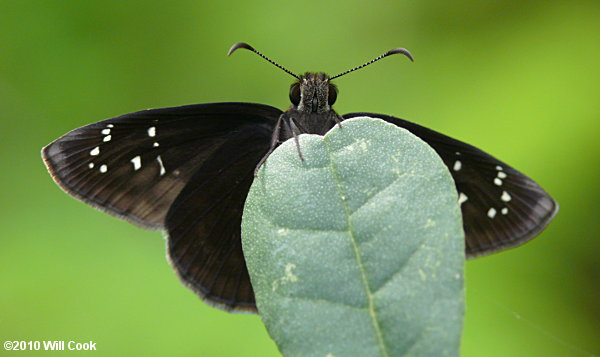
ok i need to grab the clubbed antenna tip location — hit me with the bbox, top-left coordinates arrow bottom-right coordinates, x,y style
388,48 -> 414,62
227,42 -> 255,56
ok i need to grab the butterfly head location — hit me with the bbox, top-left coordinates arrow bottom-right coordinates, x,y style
289,72 -> 338,114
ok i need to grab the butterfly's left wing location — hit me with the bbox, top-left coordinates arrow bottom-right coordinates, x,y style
43,103 -> 280,230
43,103 -> 281,312
164,127 -> 272,312
343,113 -> 558,258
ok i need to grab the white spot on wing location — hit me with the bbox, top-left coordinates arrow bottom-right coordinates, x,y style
101,128 -> 111,135
501,191 -> 511,202
496,165 -> 503,171
131,156 -> 142,171
458,192 -> 468,205
103,135 -> 112,142
88,162 -> 94,169
106,124 -> 114,128
497,171 -> 507,179
494,178 -> 503,186
487,207 -> 497,219
156,155 -> 165,176
90,147 -> 100,156
99,164 -> 107,173
148,126 -> 156,137
501,207 -> 509,215
153,142 -> 159,147
453,160 -> 462,171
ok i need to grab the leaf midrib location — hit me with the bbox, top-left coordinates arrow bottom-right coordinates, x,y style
323,136 -> 390,357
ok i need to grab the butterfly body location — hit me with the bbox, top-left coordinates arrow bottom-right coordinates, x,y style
43,44 -> 557,312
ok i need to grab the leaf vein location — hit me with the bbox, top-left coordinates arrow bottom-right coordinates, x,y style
281,295 -> 367,311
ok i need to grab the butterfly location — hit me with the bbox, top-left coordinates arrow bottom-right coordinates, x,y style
42,42 -> 558,312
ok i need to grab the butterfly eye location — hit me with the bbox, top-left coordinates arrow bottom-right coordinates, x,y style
289,83 -> 301,106
327,84 -> 338,105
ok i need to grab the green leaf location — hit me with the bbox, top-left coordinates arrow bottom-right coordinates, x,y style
242,117 -> 465,357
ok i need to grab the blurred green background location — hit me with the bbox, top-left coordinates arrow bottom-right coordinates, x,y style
1,1 -> 598,356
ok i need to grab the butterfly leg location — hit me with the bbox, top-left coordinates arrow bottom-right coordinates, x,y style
333,113 -> 343,128
254,114 -> 285,176
288,117 -> 305,162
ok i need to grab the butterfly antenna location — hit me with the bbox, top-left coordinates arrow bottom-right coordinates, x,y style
228,42 -> 300,79
329,48 -> 414,80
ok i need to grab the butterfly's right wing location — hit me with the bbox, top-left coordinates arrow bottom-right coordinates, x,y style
344,113 -> 558,258
43,103 -> 281,230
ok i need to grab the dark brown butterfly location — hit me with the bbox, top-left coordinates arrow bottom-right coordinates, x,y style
42,43 -> 558,312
